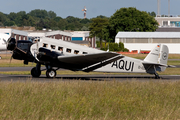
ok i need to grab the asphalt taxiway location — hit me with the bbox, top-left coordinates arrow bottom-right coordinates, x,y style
0,67 -> 180,81
0,73 -> 180,82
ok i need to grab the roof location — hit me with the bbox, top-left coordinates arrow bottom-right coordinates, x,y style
115,32 -> 180,38
156,27 -> 180,32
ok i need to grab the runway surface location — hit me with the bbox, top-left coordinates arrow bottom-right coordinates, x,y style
0,74 -> 180,82
0,67 -> 180,81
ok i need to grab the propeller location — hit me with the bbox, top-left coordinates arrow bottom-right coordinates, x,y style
7,37 -> 16,66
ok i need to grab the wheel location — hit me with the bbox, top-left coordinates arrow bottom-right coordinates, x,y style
46,69 -> 56,78
31,67 -> 41,77
155,75 -> 160,79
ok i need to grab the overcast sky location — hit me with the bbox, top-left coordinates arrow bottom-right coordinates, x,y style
1,0 -> 180,18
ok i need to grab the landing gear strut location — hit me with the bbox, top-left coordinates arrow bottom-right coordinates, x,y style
153,65 -> 160,79
31,63 -> 57,78
31,63 -> 41,77
154,72 -> 160,79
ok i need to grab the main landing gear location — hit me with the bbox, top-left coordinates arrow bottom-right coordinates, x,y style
31,63 -> 57,78
153,65 -> 160,79
154,72 -> 160,79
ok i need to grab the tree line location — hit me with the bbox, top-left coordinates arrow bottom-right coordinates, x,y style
0,9 -> 156,32
0,9 -> 108,31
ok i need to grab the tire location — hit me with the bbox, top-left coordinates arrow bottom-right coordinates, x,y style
46,69 -> 56,78
31,67 -> 41,77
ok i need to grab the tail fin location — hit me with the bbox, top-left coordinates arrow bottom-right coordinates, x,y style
143,44 -> 169,72
144,44 -> 161,63
144,44 -> 169,64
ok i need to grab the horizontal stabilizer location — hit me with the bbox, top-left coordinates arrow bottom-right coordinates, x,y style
142,61 -> 168,67
168,65 -> 176,68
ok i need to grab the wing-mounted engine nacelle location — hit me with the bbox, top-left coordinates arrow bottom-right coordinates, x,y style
37,47 -> 62,63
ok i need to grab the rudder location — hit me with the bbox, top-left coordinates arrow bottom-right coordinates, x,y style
159,44 -> 169,65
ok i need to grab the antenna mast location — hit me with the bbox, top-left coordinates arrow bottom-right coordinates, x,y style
157,0 -> 161,17
82,6 -> 87,19
168,0 -> 170,17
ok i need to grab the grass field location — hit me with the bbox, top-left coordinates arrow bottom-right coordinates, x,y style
1,81 -> 180,119
0,54 -> 180,119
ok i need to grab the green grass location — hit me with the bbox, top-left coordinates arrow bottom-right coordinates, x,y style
0,81 -> 180,119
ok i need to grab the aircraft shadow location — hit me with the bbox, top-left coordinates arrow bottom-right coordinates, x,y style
3,75 -> 177,81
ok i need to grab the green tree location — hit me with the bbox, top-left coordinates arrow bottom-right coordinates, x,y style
4,20 -> 16,26
0,12 -> 8,25
96,15 -> 108,19
28,16 -> 36,26
28,9 -> 48,19
80,18 -> 90,24
48,11 -> 56,19
58,19 -> 68,30
89,18 -> 109,48
53,17 -> 62,22
8,12 -> 17,21
105,7 -> 159,42
148,11 -> 156,17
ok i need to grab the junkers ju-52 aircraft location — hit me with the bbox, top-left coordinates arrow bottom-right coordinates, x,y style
7,37 -> 170,79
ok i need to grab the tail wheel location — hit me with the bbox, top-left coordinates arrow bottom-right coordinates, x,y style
31,67 -> 41,77
46,69 -> 56,78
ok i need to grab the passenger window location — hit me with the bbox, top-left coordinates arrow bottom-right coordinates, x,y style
58,47 -> 63,51
83,52 -> 88,54
74,50 -> 79,54
43,43 -> 48,48
51,45 -> 56,49
66,48 -> 71,53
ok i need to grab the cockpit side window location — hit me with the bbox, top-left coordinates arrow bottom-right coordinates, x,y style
74,50 -> 79,54
43,43 -> 48,48
51,45 -> 56,49
58,47 -> 63,51
83,52 -> 88,54
66,48 -> 71,53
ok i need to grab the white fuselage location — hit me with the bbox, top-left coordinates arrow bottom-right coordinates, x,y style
94,56 -> 146,73
30,37 -> 157,74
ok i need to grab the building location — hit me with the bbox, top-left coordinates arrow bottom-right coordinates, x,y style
115,32 -> 180,54
155,17 -> 180,27
0,28 -> 95,48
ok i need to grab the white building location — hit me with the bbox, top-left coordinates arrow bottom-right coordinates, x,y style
0,28 -> 96,48
155,17 -> 180,27
115,32 -> 180,54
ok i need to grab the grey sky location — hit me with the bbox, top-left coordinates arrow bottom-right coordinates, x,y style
1,0 -> 180,18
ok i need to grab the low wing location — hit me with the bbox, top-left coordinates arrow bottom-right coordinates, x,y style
37,47 -> 124,71
58,52 -> 124,70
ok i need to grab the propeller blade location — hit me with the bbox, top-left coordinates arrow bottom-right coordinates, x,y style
9,54 -> 13,67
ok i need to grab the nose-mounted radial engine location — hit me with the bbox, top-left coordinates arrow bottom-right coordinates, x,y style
7,38 -> 59,78
7,38 -> 35,64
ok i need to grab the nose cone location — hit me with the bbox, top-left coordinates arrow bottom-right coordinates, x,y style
7,38 -> 16,50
